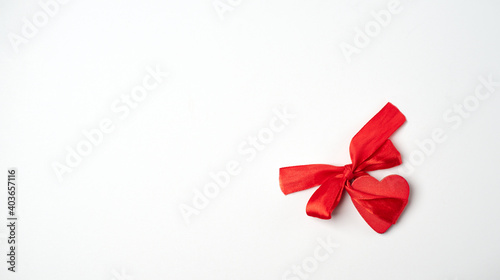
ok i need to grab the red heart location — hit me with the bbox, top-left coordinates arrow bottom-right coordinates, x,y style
347,175 -> 409,233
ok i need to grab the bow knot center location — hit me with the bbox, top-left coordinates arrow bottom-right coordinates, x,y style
343,164 -> 354,180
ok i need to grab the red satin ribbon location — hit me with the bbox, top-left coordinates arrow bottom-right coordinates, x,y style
279,102 -> 407,224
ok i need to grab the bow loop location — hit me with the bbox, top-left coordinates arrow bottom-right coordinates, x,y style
349,103 -> 406,168
354,139 -> 403,172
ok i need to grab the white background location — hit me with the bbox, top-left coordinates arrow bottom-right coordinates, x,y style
1,0 -> 500,279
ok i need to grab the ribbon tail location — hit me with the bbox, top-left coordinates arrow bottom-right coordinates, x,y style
279,164 -> 344,195
348,188 -> 405,224
306,176 -> 346,219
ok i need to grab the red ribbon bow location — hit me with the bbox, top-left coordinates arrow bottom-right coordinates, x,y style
279,103 -> 409,233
